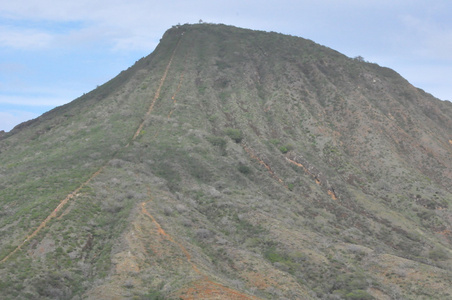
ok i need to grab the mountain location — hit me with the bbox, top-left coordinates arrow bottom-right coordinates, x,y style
1,23 -> 452,299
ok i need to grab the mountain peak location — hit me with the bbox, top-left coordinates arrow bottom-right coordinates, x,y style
1,24 -> 452,299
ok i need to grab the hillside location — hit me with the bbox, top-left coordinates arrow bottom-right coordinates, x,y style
1,23 -> 452,299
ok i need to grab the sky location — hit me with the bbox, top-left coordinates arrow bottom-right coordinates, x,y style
1,0 -> 451,132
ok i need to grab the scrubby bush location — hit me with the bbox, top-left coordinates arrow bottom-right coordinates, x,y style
345,290 -> 374,300
207,136 -> 226,148
196,228 -> 213,239
331,273 -> 371,298
163,206 -> 173,216
207,135 -> 227,155
238,164 -> 251,174
225,128 -> 243,143
429,248 -> 449,261
279,144 -> 294,154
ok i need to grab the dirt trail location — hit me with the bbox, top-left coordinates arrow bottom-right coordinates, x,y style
285,156 -> 338,200
0,165 -> 106,263
132,37 -> 182,140
285,157 -> 321,184
241,145 -> 338,201
141,192 -> 258,299
167,72 -> 185,119
0,34 -> 184,264
167,45 -> 192,119
140,200 -> 201,275
242,143 -> 287,188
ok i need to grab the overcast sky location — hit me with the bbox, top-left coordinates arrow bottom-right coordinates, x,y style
1,0 -> 451,131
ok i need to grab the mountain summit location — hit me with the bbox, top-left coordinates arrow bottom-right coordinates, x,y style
1,23 -> 452,299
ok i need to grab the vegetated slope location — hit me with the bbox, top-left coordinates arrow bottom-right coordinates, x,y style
0,23 -> 452,299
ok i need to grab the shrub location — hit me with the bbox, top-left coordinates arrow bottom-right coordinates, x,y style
279,144 -> 294,154
163,206 -> 173,216
332,273 -> 370,297
238,164 -> 251,174
429,248 -> 449,261
279,145 -> 289,153
225,128 -> 243,143
207,136 -> 227,155
196,228 -> 212,239
144,290 -> 165,300
207,136 -> 226,148
345,290 -> 374,300
264,247 -> 287,264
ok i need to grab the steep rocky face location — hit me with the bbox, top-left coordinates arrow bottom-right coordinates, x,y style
1,24 -> 452,299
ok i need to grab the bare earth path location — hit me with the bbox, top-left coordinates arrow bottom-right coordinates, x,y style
0,166 -> 106,263
0,34 -> 183,264
140,199 -> 260,299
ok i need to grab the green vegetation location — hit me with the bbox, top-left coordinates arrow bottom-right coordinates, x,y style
279,144 -> 294,154
0,23 -> 452,299
224,128 -> 243,143
345,290 -> 374,300
237,163 -> 251,174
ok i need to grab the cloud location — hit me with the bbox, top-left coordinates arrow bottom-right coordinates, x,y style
0,1 -> 98,21
0,95 -> 70,107
0,83 -> 81,107
423,31 -> 452,60
0,0 -> 450,107
0,1 -> 418,53
0,26 -> 54,49
399,14 -> 452,60
0,1 -> 179,51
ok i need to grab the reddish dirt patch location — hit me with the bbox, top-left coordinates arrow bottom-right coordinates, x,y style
242,144 -> 287,187
327,189 -> 338,200
285,157 -> 320,184
243,272 -> 277,290
285,156 -> 338,200
176,278 -> 260,300
143,191 -> 258,299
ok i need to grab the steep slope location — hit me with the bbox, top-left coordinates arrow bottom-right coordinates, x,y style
1,23 -> 452,299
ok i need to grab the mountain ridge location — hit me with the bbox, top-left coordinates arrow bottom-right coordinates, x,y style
1,23 -> 452,299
